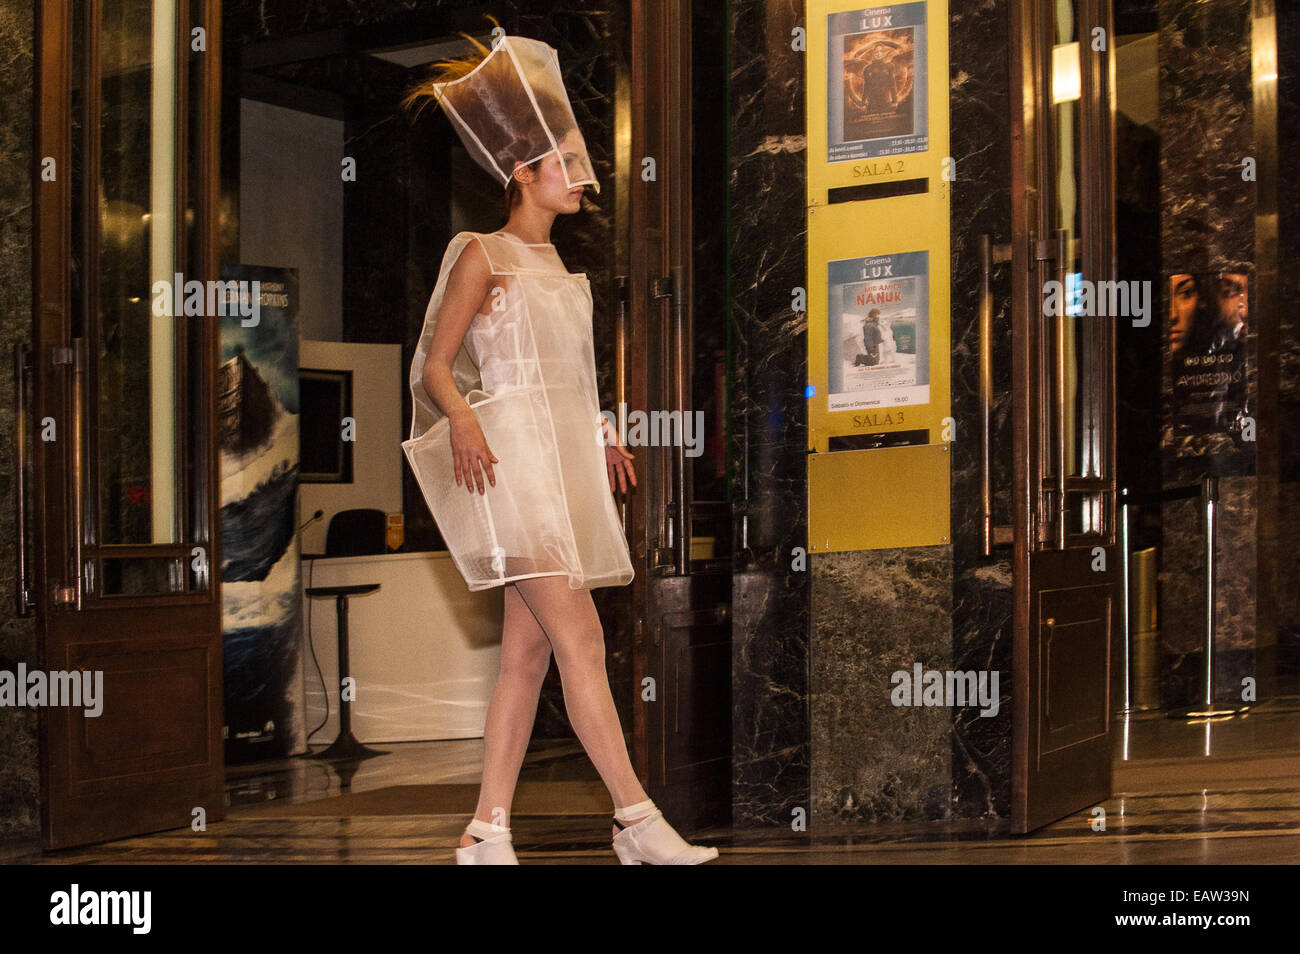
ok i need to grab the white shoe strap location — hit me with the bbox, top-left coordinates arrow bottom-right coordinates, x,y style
614,798 -> 657,822
466,818 -> 511,842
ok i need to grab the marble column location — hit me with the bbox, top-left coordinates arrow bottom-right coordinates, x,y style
1275,1 -> 1300,677
728,0 -> 812,827
946,0 -> 1015,818
732,0 -> 1019,828
0,0 -> 37,837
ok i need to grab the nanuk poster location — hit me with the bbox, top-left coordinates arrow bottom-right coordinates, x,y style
827,3 -> 928,162
827,251 -> 930,411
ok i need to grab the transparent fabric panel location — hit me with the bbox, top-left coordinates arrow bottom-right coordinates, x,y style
403,232 -> 632,590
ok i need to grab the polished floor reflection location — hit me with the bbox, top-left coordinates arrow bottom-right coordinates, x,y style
4,697 -> 1299,864
1113,694 -> 1300,761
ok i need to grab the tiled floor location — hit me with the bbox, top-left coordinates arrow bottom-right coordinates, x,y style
4,696 -> 1299,864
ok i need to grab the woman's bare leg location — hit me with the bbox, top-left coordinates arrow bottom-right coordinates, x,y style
512,575 -> 650,838
460,581 -> 553,848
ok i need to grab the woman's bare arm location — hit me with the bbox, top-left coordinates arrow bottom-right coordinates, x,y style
421,239 -> 501,494
422,240 -> 490,413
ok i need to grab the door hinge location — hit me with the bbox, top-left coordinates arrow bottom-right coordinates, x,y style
651,276 -> 674,299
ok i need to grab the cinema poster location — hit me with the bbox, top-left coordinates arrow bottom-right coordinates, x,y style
827,3 -> 928,162
1164,271 -> 1254,470
218,264 -> 305,763
827,251 -> 930,412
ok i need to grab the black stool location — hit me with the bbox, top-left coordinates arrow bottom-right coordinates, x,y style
304,583 -> 387,761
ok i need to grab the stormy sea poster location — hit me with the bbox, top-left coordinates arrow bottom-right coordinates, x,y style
218,264 -> 304,763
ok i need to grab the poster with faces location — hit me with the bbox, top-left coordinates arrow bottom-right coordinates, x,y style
1165,271 -> 1254,466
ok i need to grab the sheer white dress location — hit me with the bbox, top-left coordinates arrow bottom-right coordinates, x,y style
403,230 -> 635,591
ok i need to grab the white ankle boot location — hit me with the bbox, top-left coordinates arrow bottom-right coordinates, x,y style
455,818 -> 520,865
611,798 -> 719,865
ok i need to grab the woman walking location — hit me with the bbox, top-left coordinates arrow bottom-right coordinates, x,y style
401,31 -> 718,866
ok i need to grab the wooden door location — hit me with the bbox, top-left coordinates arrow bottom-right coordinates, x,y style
625,0 -> 732,830
1009,0 -> 1120,832
28,0 -> 224,849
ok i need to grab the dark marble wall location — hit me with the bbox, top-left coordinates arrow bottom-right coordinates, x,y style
812,548 -> 954,823
727,0 -> 811,828
947,0 -> 1015,817
1277,2 -> 1300,673
0,0 -> 37,837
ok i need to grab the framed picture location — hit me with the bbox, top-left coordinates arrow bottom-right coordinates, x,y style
827,2 -> 929,163
827,250 -> 931,411
299,367 -> 354,483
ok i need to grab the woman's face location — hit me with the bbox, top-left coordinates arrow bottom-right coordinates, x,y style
516,130 -> 589,214
1169,274 -> 1197,353
1216,273 -> 1248,327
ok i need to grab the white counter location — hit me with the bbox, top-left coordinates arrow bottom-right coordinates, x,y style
298,550 -> 503,744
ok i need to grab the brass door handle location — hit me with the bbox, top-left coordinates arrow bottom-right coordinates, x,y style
1052,227 -> 1069,550
13,343 -> 31,616
670,265 -> 689,575
70,338 -> 86,609
1044,616 -> 1056,722
978,234 -> 1014,555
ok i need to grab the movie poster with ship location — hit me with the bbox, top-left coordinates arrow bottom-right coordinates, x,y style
827,251 -> 929,412
827,2 -> 928,162
218,264 -> 304,762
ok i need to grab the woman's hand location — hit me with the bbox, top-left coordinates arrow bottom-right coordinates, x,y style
599,416 -> 637,495
605,441 -> 636,494
449,407 -> 498,494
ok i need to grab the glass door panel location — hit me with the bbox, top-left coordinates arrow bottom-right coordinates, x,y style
70,0 -> 207,598
1038,0 -> 1113,548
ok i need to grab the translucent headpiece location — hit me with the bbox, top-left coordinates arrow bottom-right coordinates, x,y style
431,34 -> 599,193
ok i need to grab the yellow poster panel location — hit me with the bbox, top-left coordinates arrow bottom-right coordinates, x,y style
806,199 -> 950,452
805,0 -> 951,551
805,0 -> 950,453
808,442 -> 950,552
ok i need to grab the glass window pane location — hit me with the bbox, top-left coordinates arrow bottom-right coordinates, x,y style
93,557 -> 185,596
97,0 -> 181,545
